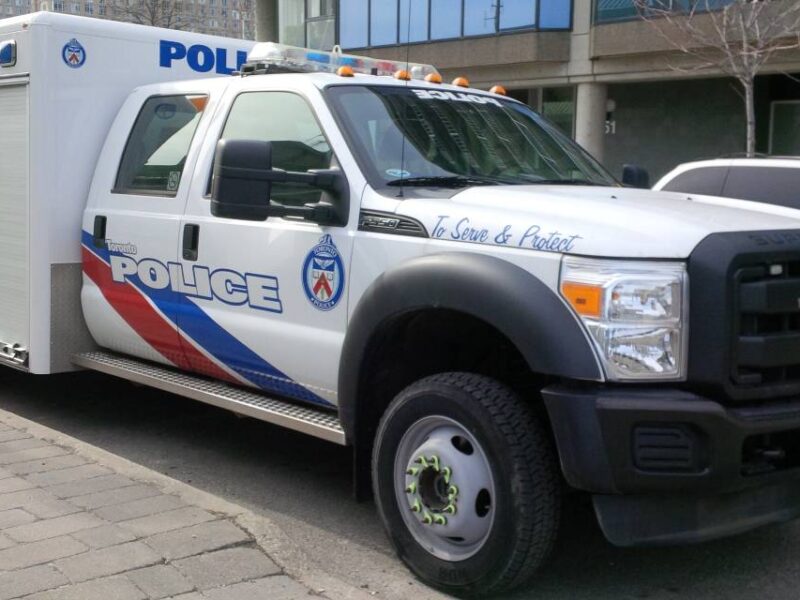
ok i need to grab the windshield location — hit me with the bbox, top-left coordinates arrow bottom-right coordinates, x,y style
325,85 -> 617,190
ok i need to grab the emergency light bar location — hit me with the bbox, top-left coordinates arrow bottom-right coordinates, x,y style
243,42 -> 439,80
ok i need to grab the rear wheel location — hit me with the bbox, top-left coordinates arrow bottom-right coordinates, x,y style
372,372 -> 560,597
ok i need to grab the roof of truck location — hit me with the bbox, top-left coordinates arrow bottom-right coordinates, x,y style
0,11 -> 253,47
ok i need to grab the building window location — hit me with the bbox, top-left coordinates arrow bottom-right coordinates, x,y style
596,0 -> 734,23
339,0 -> 368,47
336,0 -> 572,49
279,0 -> 305,45
307,17 -> 334,49
85,0 -> 92,13
430,0 -> 461,39
399,0 -> 428,43
369,0 -> 398,45
306,0 -> 334,48
464,0 -> 496,36
307,0 -> 333,18
499,0 -> 537,30
540,0 -> 570,27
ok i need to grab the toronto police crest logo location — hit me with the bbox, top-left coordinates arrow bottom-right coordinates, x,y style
302,234 -> 344,311
62,38 -> 86,69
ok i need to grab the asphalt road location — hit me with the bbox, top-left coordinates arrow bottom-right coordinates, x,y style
1,368 -> 798,600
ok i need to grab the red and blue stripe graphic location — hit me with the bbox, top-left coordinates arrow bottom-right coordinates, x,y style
81,230 -> 331,407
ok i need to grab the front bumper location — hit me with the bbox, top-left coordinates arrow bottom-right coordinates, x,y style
543,385 -> 800,546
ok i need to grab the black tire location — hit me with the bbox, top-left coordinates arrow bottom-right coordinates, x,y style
372,372 -> 560,597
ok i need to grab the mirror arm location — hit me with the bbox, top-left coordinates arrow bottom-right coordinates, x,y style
267,202 -> 336,224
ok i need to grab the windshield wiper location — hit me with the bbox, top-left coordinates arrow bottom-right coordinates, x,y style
386,175 -> 512,188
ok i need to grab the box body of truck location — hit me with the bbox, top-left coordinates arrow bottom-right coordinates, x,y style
0,12 -> 254,373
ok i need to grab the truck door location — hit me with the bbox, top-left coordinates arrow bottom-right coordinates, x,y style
176,90 -> 350,407
82,93 -> 209,368
0,79 -> 29,367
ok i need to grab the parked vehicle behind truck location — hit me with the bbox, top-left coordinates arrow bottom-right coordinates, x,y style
6,12 -> 800,597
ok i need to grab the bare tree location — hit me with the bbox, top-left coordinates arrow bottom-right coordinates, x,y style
109,0 -> 196,30
634,0 -> 800,156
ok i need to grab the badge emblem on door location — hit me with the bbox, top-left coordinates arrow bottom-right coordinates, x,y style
302,234 -> 345,311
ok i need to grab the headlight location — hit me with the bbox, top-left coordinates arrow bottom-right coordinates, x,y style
559,257 -> 688,381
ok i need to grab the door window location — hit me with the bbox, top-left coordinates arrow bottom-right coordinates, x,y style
218,92 -> 333,206
660,166 -> 728,197
722,166 -> 800,209
115,94 -> 208,196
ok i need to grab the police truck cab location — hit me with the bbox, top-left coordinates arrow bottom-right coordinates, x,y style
5,12 -> 800,597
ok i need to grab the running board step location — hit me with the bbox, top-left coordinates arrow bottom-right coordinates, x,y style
73,351 -> 346,445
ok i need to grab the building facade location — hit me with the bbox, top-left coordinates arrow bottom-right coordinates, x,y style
258,0 -> 800,180
1,0 -> 255,39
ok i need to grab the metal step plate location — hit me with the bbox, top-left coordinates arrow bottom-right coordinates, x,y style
73,351 -> 346,445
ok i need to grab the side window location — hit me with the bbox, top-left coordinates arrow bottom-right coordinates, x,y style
722,167 -> 800,209
660,166 -> 728,197
218,92 -> 333,206
115,94 -> 208,196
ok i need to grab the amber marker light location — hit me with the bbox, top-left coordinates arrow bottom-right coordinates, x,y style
189,96 -> 209,112
394,69 -> 412,81
337,66 -> 355,77
560,282 -> 603,319
490,85 -> 507,96
452,76 -> 470,88
425,73 -> 443,84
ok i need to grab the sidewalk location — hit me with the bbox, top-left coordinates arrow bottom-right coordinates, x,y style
0,407 -> 375,600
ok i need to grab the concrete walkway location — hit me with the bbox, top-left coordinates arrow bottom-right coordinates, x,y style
0,407 -> 376,600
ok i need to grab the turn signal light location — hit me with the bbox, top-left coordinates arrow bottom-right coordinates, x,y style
452,76 -> 470,88
425,73 -> 442,84
561,283 -> 603,318
337,66 -> 355,77
490,85 -> 507,96
394,69 -> 412,81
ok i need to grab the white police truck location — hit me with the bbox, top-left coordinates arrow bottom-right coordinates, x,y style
5,12 -> 800,597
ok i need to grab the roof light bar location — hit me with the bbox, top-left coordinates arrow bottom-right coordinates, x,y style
243,42 -> 440,80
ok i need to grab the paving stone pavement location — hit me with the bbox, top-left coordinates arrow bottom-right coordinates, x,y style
0,415 -> 366,600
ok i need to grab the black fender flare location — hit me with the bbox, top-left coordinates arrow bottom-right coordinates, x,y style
338,252 -> 603,440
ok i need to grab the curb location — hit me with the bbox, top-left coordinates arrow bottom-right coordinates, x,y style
0,406 -> 376,600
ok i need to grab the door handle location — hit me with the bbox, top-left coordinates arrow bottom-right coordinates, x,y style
92,215 -> 107,249
183,224 -> 200,261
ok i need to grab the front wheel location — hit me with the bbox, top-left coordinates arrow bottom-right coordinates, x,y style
372,373 -> 561,597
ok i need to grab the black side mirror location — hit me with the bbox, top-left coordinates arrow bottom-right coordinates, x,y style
211,139 -> 348,225
622,164 -> 650,189
211,139 -> 273,221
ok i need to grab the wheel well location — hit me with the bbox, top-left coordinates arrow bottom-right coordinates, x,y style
352,308 -> 551,499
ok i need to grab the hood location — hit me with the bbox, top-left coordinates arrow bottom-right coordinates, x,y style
396,185 -> 800,259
